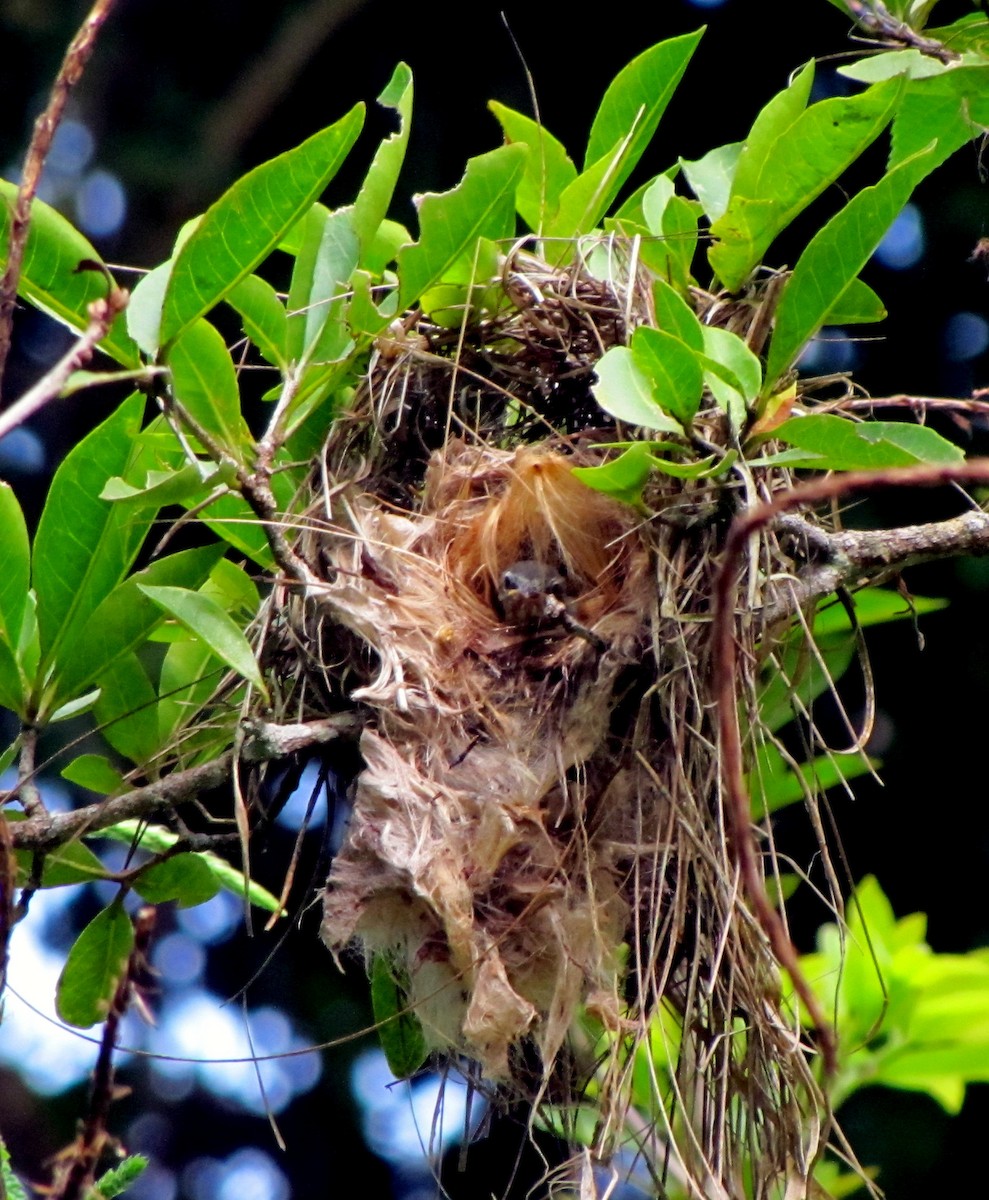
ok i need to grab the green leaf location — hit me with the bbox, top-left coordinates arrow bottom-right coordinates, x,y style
199,490 -> 276,568
167,318 -> 251,458
710,75 -> 904,290
134,853 -> 221,907
1,1133 -> 30,1200
286,205 -> 358,364
637,176 -> 700,289
765,143 -> 940,388
56,901 -> 134,1028
825,277 -> 887,325
137,584 -> 268,699
653,278 -> 704,351
101,464 -> 217,510
32,393 -> 150,674
94,653 -> 162,766
61,753 -> 125,794
371,953 -> 429,1079
700,325 -> 762,429
572,442 -> 654,506
397,144 -> 527,311
773,414 -> 963,469
352,63 -> 414,265
0,483 -> 30,649
227,274 -> 288,368
544,137 -> 636,247
488,101 -> 577,231
157,561 -> 259,745
592,347 -> 683,433
890,66 -> 989,168
159,106 -> 365,347
126,260 -> 173,357
8,811 -> 109,888
0,634 -> 24,716
0,180 -> 141,367
92,1156 -> 150,1199
680,142 -> 742,224
585,29 -> 704,183
812,587 -> 947,635
100,820 -> 284,914
49,544 -> 225,711
749,740 -> 876,818
630,326 -> 704,427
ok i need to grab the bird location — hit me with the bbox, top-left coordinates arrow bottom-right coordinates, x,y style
497,560 -> 605,650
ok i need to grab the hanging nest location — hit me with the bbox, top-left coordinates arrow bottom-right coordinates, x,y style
258,244 -> 835,1197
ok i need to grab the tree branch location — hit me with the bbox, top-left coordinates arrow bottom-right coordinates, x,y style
9,715 -> 360,853
767,507 -> 989,621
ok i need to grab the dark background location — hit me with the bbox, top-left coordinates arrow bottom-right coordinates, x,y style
2,0 -> 989,1196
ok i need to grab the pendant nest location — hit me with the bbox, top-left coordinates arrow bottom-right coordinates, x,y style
256,244 -> 837,1198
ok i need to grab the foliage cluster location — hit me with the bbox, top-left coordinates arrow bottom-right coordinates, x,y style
4,1 -> 989,1196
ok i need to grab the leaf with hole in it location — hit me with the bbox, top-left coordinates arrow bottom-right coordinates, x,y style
32,393 -> 150,675
371,953 -> 428,1079
773,414 -> 963,470
584,29 -> 704,182
49,543 -> 225,712
631,326 -> 704,427
397,145 -> 527,311
710,74 -> 904,290
592,347 -> 683,433
488,101 -> 577,231
137,584 -> 268,700
100,819 -> 284,914
56,901 -> 134,1028
227,274 -> 288,368
167,318 -> 252,460
765,143 -> 940,389
680,142 -> 742,224
352,63 -> 414,265
159,106 -> 364,348
0,180 -> 140,368
134,853 -> 221,907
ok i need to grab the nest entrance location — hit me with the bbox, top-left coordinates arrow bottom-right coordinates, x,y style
264,251 -> 830,1197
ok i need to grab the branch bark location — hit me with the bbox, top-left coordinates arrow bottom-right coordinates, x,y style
767,507 -> 989,620
9,714 -> 360,853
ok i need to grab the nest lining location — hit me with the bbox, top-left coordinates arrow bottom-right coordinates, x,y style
257,249 -> 840,1196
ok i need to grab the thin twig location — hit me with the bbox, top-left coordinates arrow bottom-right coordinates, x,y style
0,286 -> 128,443
846,0 -> 960,64
0,0 -> 119,399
